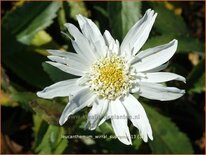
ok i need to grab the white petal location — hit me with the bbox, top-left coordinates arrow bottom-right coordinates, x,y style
64,23 -> 96,61
37,78 -> 82,99
122,94 -> 153,142
120,9 -> 157,56
76,14 -> 106,57
132,39 -> 177,72
110,100 -> 132,145
130,86 -> 140,94
143,62 -> 169,73
138,82 -> 185,101
92,40 -> 107,57
59,88 -> 96,125
114,40 -> 120,55
47,49 -> 70,57
98,102 -> 112,126
77,15 -> 104,43
47,55 -> 89,71
85,99 -> 109,130
139,72 -> 186,83
47,50 -> 90,66
46,61 -> 84,76
103,30 -> 115,47
77,75 -> 90,86
48,55 -> 66,64
103,30 -> 119,55
71,40 -> 95,64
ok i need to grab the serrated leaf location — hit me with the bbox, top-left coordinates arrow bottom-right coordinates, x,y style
142,35 -> 204,55
142,103 -> 194,153
108,1 -> 141,41
150,2 -> 188,35
3,2 -> 61,45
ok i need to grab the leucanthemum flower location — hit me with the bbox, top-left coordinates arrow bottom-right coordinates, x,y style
37,9 -> 186,145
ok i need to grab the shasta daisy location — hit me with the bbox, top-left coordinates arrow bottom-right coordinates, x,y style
37,9 -> 185,145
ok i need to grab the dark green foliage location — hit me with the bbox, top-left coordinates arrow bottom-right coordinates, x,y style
1,1 -> 204,154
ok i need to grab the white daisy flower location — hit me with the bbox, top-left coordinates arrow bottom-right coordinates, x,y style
37,9 -> 185,145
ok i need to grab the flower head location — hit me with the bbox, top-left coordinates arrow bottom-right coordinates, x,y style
37,9 -> 185,145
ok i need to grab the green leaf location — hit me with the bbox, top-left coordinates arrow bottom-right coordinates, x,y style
3,2 -> 61,45
33,114 -> 49,149
31,30 -> 52,47
108,1 -> 141,41
2,26 -> 52,89
133,136 -> 142,150
98,122 -> 114,134
150,2 -> 188,35
143,35 -> 204,55
189,74 -> 205,93
31,33 -> 60,51
187,58 -> 205,91
57,4 -> 67,30
35,124 -> 67,154
68,1 -> 90,20
177,36 -> 204,55
142,103 -> 194,153
94,5 -> 109,18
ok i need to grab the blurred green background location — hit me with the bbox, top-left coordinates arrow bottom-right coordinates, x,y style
1,1 -> 205,154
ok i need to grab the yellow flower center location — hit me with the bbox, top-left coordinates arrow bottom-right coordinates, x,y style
89,54 -> 132,100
